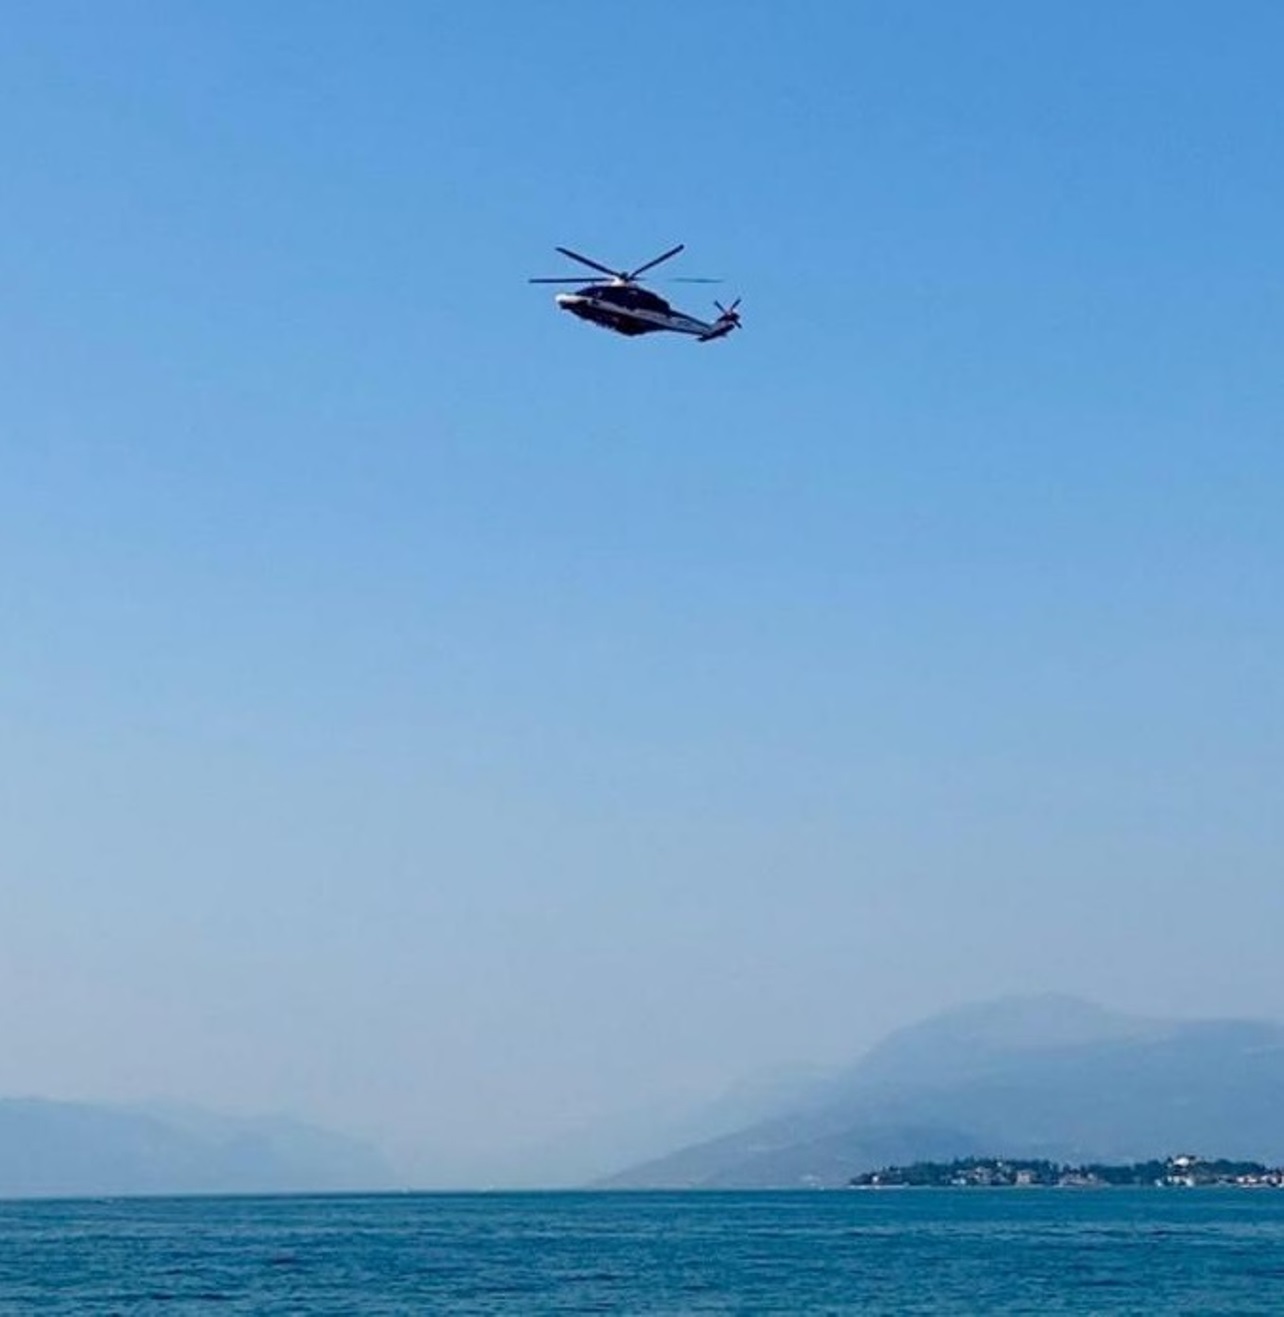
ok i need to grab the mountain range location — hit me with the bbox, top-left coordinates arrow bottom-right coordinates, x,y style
0,1099 -> 394,1198
7,995 -> 1282,1196
598,994 -> 1284,1188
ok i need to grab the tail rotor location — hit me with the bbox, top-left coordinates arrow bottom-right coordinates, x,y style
697,296 -> 742,340
714,297 -> 742,328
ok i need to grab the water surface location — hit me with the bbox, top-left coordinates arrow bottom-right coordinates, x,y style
3,1188 -> 1283,1313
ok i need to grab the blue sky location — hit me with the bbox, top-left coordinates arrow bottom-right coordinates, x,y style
3,2 -> 1282,1182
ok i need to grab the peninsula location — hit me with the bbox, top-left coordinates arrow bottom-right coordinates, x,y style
851,1155 -> 1284,1189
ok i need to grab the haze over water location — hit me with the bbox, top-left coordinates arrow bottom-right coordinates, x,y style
3,2 -> 1282,1186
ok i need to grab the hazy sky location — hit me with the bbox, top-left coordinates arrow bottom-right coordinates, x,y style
3,1 -> 1281,1183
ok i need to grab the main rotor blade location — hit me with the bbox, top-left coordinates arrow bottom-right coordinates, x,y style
627,243 -> 685,279
529,277 -> 605,283
666,277 -> 722,284
555,247 -> 623,279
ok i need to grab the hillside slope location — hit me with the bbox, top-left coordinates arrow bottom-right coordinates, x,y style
599,996 -> 1284,1188
0,1099 -> 394,1198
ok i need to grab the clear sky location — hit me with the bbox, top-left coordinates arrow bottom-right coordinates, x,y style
3,1 -> 1281,1184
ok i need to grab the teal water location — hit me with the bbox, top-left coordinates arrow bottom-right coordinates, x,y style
3,1189 -> 1284,1314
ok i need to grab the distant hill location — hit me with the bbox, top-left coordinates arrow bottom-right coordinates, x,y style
491,1062 -> 842,1188
598,995 -> 1284,1188
0,1098 -> 395,1199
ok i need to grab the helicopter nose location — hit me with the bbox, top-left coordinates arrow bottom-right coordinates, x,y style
555,293 -> 578,309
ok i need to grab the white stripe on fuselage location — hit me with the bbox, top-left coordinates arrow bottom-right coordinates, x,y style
555,293 -> 716,337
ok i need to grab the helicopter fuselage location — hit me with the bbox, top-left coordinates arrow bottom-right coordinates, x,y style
555,283 -> 729,340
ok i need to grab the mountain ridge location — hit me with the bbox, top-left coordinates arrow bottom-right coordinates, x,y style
598,996 -> 1284,1189
0,1097 -> 395,1199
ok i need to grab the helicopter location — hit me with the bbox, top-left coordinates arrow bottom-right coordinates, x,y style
529,244 -> 741,342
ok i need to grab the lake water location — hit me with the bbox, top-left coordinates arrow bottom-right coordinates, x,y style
3,1189 -> 1284,1313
